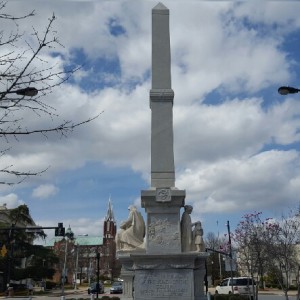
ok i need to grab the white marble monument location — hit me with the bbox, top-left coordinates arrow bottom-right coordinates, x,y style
117,3 -> 208,300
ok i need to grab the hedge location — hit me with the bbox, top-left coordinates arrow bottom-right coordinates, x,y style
213,294 -> 251,300
69,297 -> 120,300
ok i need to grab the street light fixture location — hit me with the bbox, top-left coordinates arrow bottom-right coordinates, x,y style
278,86 -> 300,95
0,87 -> 38,97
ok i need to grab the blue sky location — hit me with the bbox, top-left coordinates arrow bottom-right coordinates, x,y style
1,1 -> 300,244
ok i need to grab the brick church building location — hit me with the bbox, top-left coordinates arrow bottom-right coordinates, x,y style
102,199 -> 119,279
47,199 -> 121,285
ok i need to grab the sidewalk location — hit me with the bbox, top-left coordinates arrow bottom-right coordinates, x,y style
0,286 -> 88,299
208,286 -> 298,296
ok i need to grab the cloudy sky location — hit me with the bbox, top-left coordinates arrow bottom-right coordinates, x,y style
1,1 -> 300,243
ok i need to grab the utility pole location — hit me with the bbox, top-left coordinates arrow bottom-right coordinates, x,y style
96,252 -> 100,299
217,220 -> 222,280
227,220 -> 234,293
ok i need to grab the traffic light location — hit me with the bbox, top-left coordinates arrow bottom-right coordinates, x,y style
55,222 -> 65,236
1,244 -> 7,257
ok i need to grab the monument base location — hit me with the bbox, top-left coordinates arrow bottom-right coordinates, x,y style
118,251 -> 208,300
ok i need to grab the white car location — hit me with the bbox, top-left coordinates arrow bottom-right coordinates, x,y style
110,282 -> 123,294
215,277 -> 256,299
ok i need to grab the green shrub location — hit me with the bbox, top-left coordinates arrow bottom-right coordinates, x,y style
66,297 -> 120,300
229,295 -> 249,300
214,295 -> 229,300
45,281 -> 57,289
213,294 -> 249,300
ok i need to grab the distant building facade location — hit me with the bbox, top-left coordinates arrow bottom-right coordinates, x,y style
47,234 -> 103,285
0,204 -> 37,291
46,199 -> 120,285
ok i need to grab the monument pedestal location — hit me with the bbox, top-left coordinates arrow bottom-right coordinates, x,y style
117,3 -> 208,300
141,188 -> 185,254
118,252 -> 208,300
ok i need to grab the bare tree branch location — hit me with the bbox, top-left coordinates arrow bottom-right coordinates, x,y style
0,3 -> 100,185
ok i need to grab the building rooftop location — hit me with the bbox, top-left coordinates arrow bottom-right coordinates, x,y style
43,235 -> 103,247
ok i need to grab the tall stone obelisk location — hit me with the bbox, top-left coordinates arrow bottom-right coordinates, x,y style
117,4 -> 208,300
141,2 -> 186,255
150,2 -> 175,189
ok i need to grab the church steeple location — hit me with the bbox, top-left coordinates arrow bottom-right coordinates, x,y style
105,197 -> 115,222
103,197 -> 116,240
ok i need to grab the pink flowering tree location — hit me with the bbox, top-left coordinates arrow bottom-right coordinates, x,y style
233,210 -> 300,300
231,212 -> 269,300
266,212 -> 300,300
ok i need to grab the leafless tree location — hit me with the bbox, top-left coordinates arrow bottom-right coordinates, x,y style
205,232 -> 220,250
205,232 -> 230,284
0,2 -> 99,184
233,212 -> 273,300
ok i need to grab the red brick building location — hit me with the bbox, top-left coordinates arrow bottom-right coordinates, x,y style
46,199 -> 120,285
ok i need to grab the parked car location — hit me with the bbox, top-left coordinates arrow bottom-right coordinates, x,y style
88,282 -> 104,294
110,281 -> 123,294
10,283 -> 28,291
215,277 -> 256,299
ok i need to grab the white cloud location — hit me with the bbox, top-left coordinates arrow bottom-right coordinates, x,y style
178,150 -> 300,214
233,2 -> 300,29
0,1 -> 300,236
32,184 -> 59,199
0,194 -> 24,209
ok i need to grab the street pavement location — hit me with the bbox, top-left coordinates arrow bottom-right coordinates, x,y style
0,286 -> 298,300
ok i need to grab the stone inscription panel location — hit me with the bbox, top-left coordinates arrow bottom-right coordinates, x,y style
135,269 -> 192,298
147,214 -> 180,253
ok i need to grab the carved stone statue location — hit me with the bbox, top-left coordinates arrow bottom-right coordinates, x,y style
116,205 -> 145,251
180,205 -> 193,252
192,221 -> 205,252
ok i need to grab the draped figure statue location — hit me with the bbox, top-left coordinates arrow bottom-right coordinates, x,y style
192,221 -> 205,252
181,205 -> 193,252
116,205 -> 145,251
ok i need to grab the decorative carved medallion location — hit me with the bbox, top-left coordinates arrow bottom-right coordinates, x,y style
156,188 -> 171,202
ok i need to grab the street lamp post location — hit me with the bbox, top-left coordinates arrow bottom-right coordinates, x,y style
73,234 -> 88,290
278,86 -> 300,95
61,226 -> 74,300
74,245 -> 79,290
